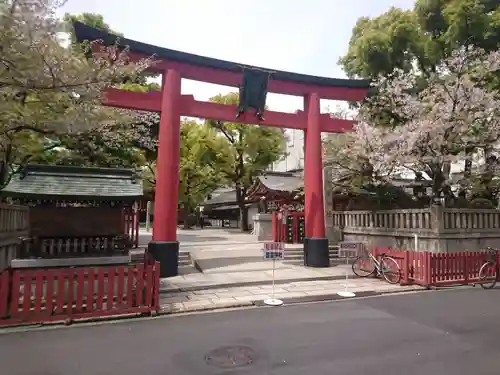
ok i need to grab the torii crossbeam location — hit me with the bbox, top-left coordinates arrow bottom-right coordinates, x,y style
74,21 -> 370,277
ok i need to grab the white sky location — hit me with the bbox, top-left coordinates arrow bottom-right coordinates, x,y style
58,0 -> 415,114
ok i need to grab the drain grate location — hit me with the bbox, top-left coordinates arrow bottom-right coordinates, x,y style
205,345 -> 255,368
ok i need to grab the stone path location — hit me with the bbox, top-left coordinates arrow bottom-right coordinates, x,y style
139,227 -> 257,247
159,277 -> 423,313
160,263 -> 354,292
140,228 -> 424,316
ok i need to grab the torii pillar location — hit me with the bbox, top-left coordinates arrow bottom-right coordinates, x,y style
147,69 -> 182,277
302,93 -> 329,267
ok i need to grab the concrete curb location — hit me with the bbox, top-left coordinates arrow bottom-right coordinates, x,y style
160,274 -> 360,293
252,287 -> 425,306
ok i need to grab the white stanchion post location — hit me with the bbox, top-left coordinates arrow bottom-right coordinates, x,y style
337,242 -> 357,298
263,242 -> 284,306
272,258 -> 276,299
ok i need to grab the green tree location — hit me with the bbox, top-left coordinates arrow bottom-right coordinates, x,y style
0,0 -> 151,189
139,116 -> 227,228
339,0 -> 500,195
328,46 -> 500,205
207,93 -> 287,231
41,82 -> 161,170
64,12 -> 157,86
340,0 -> 500,80
63,12 -> 123,48
26,13 -> 160,171
179,121 -> 226,228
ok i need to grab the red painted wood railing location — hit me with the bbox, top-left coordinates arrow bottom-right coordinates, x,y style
372,248 -> 498,287
0,261 -> 160,326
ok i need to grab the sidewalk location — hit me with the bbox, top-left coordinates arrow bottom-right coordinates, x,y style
160,263 -> 355,292
159,277 -> 424,314
146,228 -> 427,316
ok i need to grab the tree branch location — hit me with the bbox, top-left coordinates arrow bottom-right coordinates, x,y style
212,121 -> 235,144
3,125 -> 57,136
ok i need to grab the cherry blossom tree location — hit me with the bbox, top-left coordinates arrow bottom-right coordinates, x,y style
327,45 -> 500,204
323,118 -> 397,188
0,0 -> 152,188
384,46 -> 500,201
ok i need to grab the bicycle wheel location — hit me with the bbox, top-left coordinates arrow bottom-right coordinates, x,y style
380,256 -> 401,284
352,255 -> 376,277
478,261 -> 497,289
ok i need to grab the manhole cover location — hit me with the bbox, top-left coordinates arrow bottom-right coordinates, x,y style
204,345 -> 255,368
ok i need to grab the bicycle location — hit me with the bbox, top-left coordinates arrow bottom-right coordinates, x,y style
477,247 -> 499,289
352,250 -> 401,284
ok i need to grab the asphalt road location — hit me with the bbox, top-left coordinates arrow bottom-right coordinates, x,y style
2,288 -> 500,375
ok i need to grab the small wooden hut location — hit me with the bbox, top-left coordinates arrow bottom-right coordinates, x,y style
1,164 -> 143,268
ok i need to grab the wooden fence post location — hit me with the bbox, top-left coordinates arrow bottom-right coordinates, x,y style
463,251 -> 469,285
401,250 -> 410,285
424,251 -> 432,288
0,271 -> 10,319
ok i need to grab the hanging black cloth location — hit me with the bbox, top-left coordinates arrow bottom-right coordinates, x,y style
237,68 -> 272,121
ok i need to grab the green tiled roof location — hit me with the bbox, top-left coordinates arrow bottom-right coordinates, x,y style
204,188 -> 238,206
2,165 -> 143,199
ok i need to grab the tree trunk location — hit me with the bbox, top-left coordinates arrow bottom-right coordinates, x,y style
0,161 -> 8,191
239,204 -> 249,232
182,205 -> 191,230
463,144 -> 475,179
482,149 -> 497,202
0,142 -> 12,190
464,158 -> 472,178
428,163 -> 444,205
235,184 -> 249,232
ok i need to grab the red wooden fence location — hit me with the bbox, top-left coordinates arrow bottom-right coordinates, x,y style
272,211 -> 305,243
0,261 -> 160,326
372,248 -> 498,288
123,207 -> 139,248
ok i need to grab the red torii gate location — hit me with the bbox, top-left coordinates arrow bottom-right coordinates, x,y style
74,22 -> 369,277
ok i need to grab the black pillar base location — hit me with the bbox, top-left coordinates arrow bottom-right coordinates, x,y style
303,237 -> 330,268
148,241 -> 179,278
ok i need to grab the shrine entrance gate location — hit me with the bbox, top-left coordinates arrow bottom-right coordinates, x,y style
74,22 -> 370,277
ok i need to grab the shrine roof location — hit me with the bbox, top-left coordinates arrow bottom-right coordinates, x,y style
2,165 -> 143,200
204,189 -> 238,206
73,22 -> 370,89
256,172 -> 303,192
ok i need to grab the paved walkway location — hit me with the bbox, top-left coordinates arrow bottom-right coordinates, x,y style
141,228 -> 423,315
159,277 -> 423,313
139,227 -> 257,247
160,263 -> 354,291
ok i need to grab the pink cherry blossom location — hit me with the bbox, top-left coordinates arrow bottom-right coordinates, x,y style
325,45 -> 500,199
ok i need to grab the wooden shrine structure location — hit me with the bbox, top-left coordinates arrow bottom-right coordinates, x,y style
0,165 -> 160,327
73,21 -> 370,276
247,171 -> 304,210
1,164 -> 142,268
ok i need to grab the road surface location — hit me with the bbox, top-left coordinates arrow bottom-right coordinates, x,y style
2,288 -> 500,374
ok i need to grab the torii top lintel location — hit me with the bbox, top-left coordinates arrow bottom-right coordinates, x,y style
73,22 -> 370,102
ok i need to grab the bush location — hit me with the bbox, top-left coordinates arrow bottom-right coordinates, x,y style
469,198 -> 496,209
